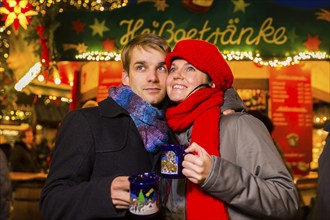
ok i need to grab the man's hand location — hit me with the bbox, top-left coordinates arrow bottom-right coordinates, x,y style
111,176 -> 130,209
182,142 -> 213,184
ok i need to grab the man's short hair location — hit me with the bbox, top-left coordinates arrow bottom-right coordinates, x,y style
121,33 -> 171,74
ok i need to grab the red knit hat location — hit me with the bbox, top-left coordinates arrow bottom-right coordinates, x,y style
166,39 -> 233,91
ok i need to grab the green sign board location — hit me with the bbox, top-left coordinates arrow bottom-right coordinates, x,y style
54,0 -> 330,61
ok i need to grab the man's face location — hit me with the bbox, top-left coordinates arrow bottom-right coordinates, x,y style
122,46 -> 167,106
23,131 -> 34,145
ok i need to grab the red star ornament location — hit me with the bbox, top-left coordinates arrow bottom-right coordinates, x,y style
72,20 -> 85,34
102,38 -> 117,52
303,34 -> 321,51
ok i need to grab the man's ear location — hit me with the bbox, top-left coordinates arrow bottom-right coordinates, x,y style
210,82 -> 216,88
122,70 -> 129,86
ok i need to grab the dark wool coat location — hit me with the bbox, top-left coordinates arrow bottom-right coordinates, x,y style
40,97 -> 161,220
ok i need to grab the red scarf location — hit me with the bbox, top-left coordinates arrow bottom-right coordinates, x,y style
166,88 -> 228,220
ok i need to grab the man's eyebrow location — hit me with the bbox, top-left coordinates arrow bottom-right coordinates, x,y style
133,60 -> 146,65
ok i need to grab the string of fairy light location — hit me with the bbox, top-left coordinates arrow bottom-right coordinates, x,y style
30,0 -> 129,13
7,50 -> 330,96
75,50 -> 329,67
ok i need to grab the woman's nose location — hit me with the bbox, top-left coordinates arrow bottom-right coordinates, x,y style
172,69 -> 184,80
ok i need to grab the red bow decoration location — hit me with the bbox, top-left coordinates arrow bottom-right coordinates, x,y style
36,25 -> 50,66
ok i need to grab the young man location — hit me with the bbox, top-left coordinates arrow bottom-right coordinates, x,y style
40,33 -> 171,219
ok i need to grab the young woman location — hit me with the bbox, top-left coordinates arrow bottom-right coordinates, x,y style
163,39 -> 299,220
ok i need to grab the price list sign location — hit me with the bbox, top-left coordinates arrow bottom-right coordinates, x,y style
269,64 -> 313,175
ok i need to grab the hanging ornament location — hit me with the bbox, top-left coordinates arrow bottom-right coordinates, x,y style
0,0 -> 38,31
36,25 -> 50,67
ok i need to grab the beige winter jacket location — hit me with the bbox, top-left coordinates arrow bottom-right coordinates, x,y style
163,112 -> 299,220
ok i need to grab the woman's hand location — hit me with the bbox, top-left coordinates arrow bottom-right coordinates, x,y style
182,142 -> 213,184
111,176 -> 130,209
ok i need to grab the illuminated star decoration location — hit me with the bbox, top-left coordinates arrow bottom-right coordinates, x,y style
89,19 -> 110,37
231,0 -> 250,13
137,0 -> 168,11
315,9 -> 330,22
76,43 -> 88,54
72,20 -> 85,34
303,34 -> 321,51
154,0 -> 168,11
0,0 -> 38,30
102,37 -> 117,52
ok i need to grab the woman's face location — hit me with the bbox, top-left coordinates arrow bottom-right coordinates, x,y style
166,59 -> 212,103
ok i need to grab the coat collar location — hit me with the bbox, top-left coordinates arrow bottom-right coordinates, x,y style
98,97 -> 129,118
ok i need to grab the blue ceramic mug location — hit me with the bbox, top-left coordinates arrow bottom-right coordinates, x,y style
161,144 -> 188,178
128,172 -> 160,216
